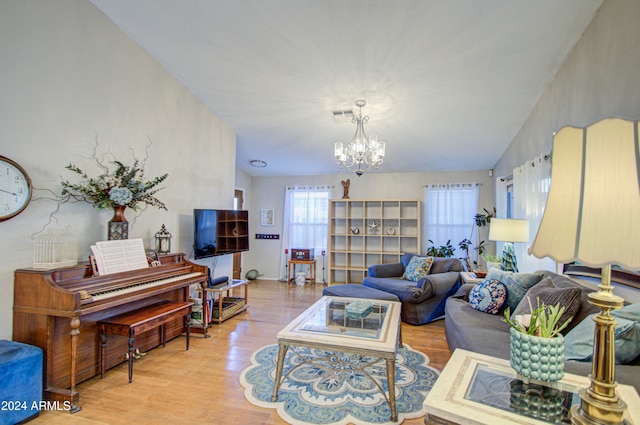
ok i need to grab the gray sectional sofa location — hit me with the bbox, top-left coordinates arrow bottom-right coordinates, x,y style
445,269 -> 640,391
362,253 -> 465,325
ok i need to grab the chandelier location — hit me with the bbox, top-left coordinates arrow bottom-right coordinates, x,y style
334,100 -> 386,176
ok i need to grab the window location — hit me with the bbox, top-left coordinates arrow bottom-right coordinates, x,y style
287,190 -> 329,251
496,155 -> 554,272
424,183 -> 479,257
506,183 -> 514,219
280,186 -> 331,280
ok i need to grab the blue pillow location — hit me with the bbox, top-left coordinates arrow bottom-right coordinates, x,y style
564,303 -> 640,364
468,279 -> 508,314
486,269 -> 543,312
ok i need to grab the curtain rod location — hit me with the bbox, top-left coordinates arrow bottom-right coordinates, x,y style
499,152 -> 552,182
286,185 -> 335,190
422,182 -> 482,188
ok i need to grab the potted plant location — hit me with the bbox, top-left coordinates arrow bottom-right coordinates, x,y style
469,208 -> 494,269
426,239 -> 455,258
482,253 -> 503,271
473,208 -> 494,227
458,238 -> 472,270
503,301 -> 571,383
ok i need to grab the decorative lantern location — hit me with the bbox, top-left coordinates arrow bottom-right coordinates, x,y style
155,224 -> 172,254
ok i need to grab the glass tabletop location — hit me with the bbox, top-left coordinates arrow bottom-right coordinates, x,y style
296,297 -> 389,339
465,363 -> 581,424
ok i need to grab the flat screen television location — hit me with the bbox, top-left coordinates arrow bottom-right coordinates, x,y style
193,209 -> 249,259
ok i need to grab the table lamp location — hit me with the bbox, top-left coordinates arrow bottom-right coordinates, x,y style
488,218 -> 529,272
529,117 -> 640,424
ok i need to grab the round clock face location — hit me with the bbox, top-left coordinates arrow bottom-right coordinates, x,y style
0,156 -> 32,222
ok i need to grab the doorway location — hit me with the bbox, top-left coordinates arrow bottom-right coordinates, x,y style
233,189 -> 244,280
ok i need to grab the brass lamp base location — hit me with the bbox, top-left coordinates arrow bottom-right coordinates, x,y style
571,388 -> 628,424
570,265 -> 628,425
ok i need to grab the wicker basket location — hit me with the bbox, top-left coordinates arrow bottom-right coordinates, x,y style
212,297 -> 246,320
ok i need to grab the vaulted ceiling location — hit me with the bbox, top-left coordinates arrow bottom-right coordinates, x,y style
90,0 -> 603,177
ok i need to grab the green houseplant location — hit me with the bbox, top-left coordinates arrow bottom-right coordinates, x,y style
425,239 -> 455,258
482,253 -> 503,271
467,208 -> 494,270
503,302 -> 571,339
503,301 -> 571,382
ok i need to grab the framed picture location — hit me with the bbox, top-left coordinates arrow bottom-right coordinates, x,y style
261,209 -> 274,226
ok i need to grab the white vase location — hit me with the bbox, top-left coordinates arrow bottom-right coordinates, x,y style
486,261 -> 501,270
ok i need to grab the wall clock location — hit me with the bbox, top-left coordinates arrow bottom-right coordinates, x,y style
0,155 -> 32,222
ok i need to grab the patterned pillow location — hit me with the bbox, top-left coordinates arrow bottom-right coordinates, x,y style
486,268 -> 543,312
401,256 -> 434,282
469,279 -> 508,314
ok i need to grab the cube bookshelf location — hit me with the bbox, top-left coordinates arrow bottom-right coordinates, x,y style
328,199 -> 421,285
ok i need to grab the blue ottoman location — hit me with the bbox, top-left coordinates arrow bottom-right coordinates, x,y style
0,340 -> 42,425
323,284 -> 400,301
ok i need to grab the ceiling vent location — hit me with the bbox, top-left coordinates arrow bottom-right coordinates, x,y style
331,109 -> 354,122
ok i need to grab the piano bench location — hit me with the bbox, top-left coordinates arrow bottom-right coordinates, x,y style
0,340 -> 43,424
98,301 -> 193,384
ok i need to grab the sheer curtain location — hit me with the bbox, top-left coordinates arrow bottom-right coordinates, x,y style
512,155 -> 555,272
423,183 -> 480,259
279,186 -> 331,280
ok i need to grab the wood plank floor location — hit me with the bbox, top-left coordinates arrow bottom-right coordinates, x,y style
31,280 -> 452,425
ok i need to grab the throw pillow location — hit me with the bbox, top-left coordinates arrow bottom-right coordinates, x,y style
512,276 -> 582,335
486,268 -> 543,312
564,303 -> 640,364
468,279 -> 508,314
401,256 -> 434,282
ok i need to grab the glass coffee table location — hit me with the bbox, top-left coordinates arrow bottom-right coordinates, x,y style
424,349 -> 640,424
271,296 -> 402,421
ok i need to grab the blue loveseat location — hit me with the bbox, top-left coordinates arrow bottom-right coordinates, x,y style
362,253 -> 465,325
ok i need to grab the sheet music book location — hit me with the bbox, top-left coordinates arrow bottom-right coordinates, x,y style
91,239 -> 149,275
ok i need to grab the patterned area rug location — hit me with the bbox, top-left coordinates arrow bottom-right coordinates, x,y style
240,343 -> 439,425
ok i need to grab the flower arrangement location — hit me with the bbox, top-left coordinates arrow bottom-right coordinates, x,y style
61,159 -> 168,211
503,300 -> 571,338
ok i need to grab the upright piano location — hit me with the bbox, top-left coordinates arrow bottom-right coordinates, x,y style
12,253 -> 208,412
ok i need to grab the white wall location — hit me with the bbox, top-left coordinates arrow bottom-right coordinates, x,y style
0,1 -> 236,339
491,0 -> 640,297
493,0 -> 640,177
246,170 -> 494,281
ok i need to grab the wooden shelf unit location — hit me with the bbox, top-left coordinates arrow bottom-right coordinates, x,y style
216,210 -> 249,253
328,199 -> 421,285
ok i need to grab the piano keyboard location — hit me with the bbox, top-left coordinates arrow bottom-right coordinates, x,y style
90,272 -> 204,302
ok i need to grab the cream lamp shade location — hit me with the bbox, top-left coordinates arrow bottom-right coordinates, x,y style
528,118 -> 640,269
488,218 -> 529,272
488,218 -> 530,243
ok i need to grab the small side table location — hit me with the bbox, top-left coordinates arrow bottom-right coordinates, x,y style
288,259 -> 317,285
205,279 -> 249,324
460,271 -> 484,285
